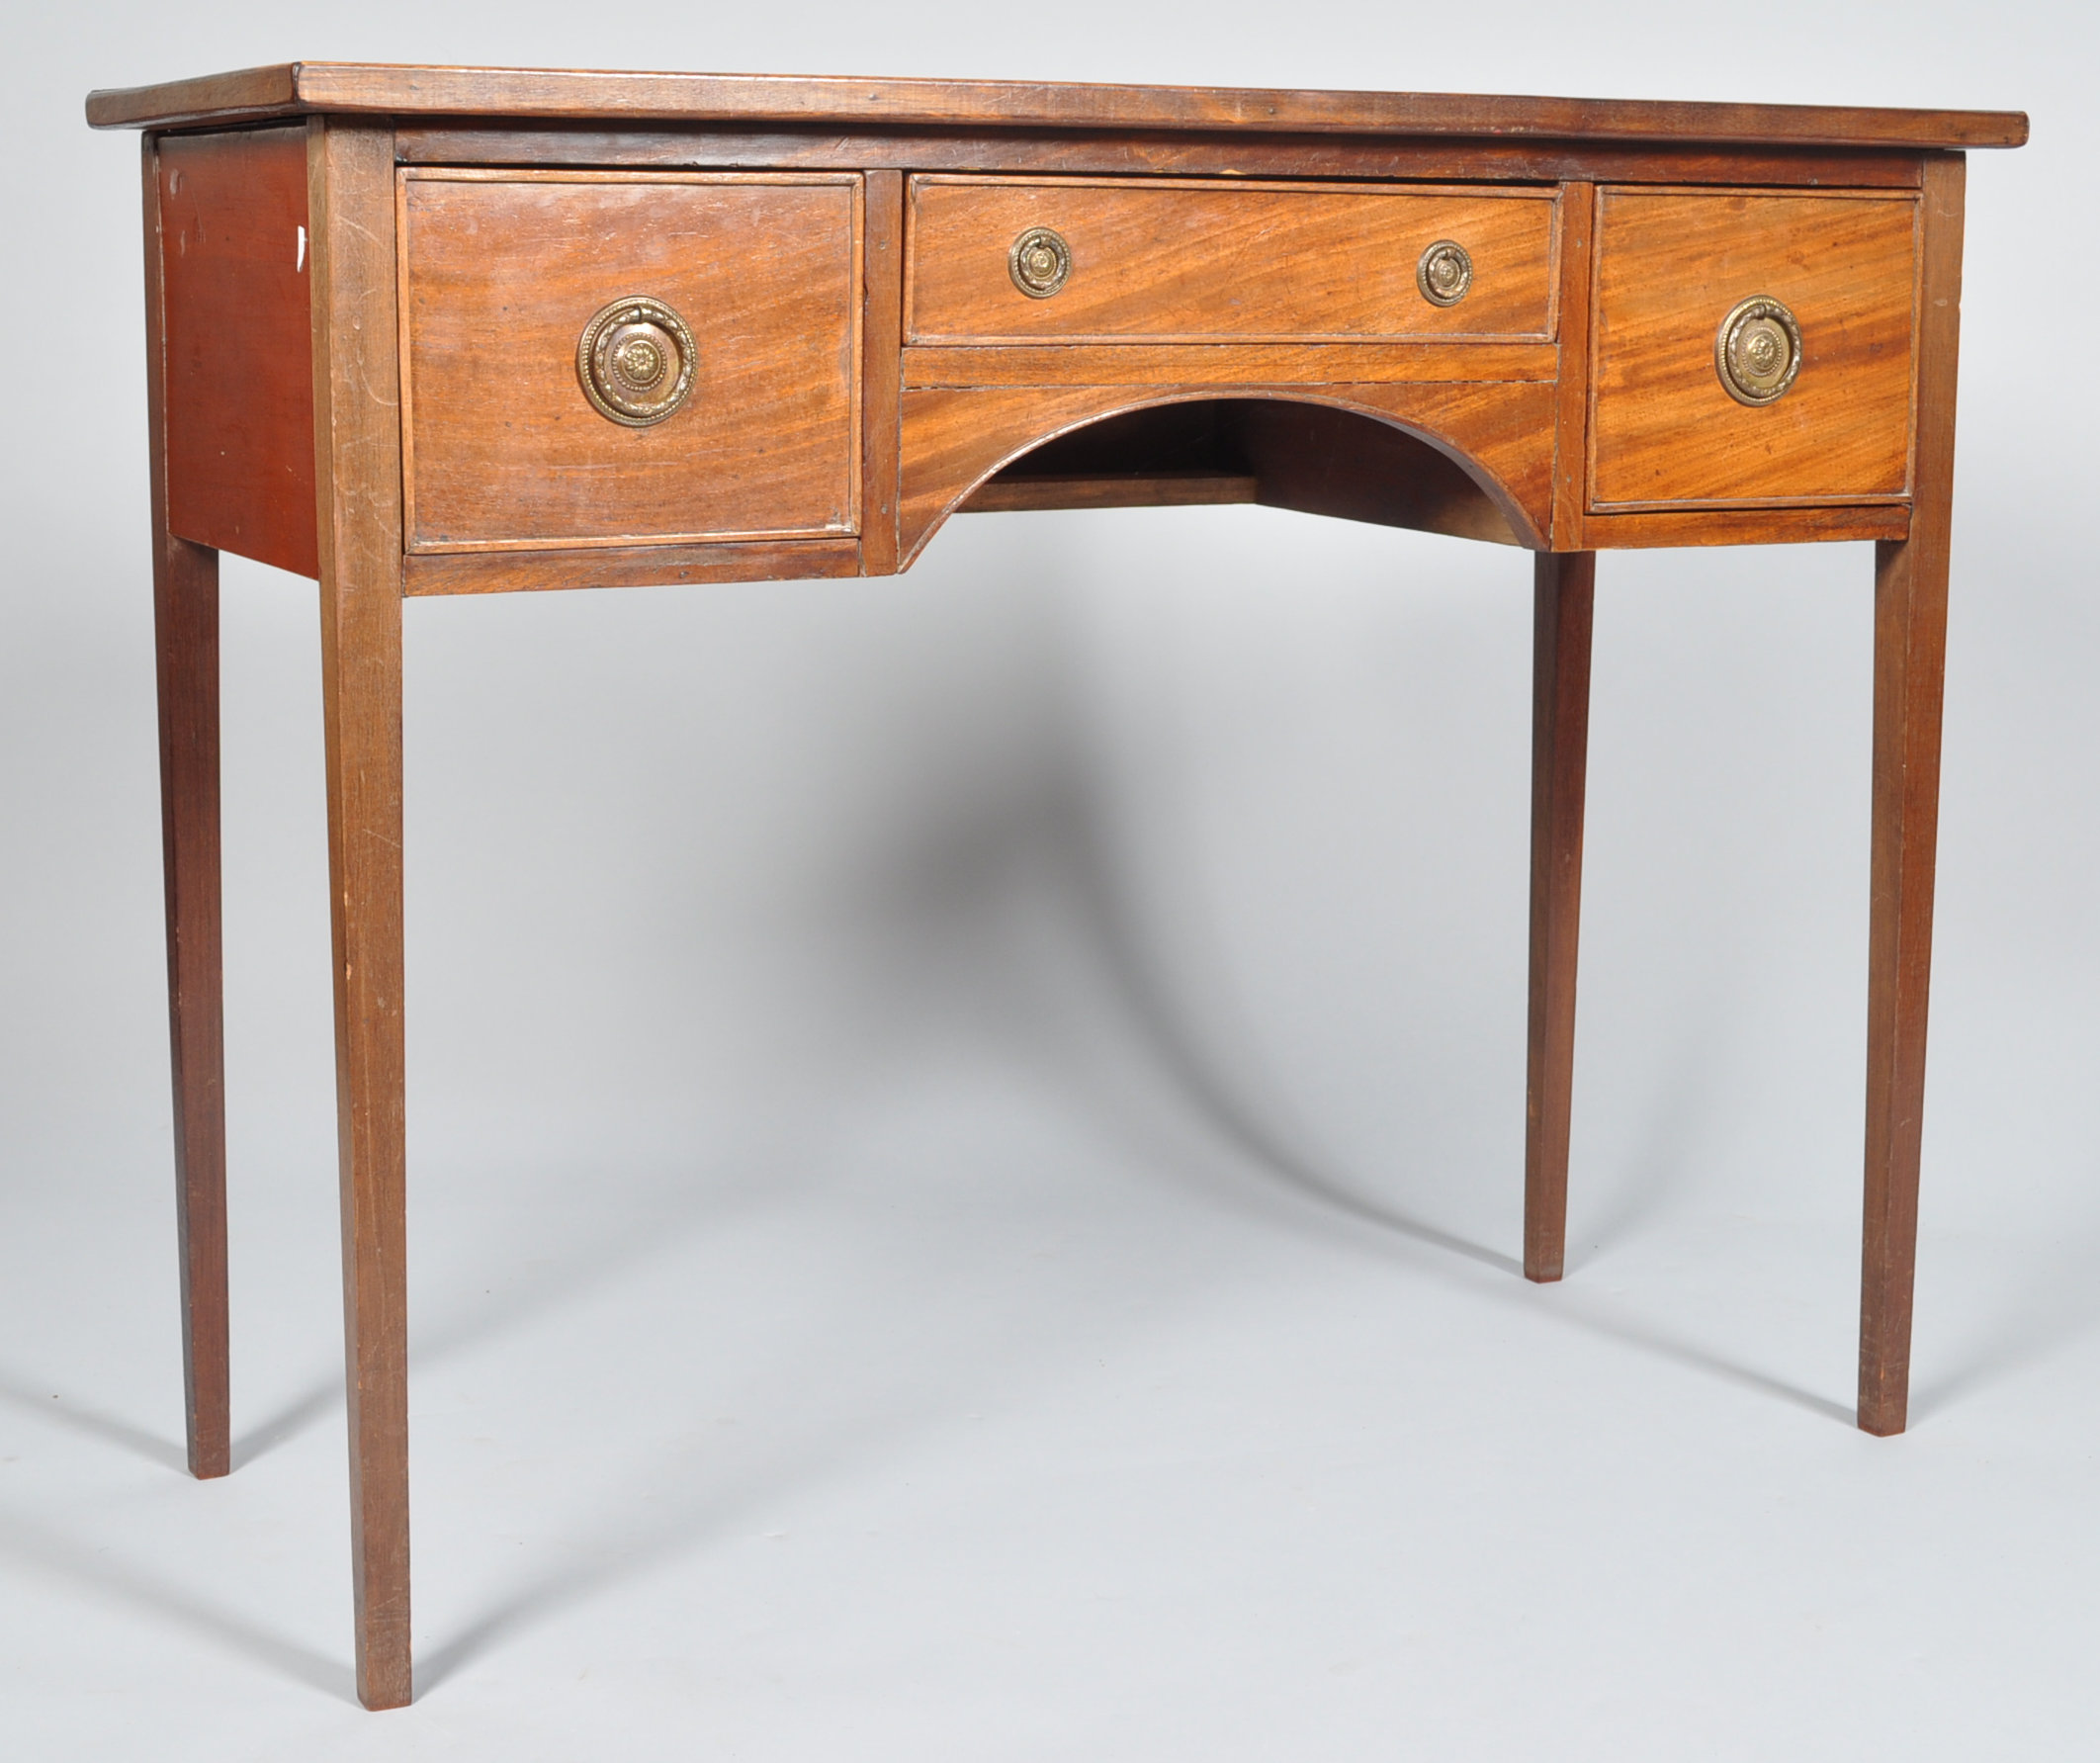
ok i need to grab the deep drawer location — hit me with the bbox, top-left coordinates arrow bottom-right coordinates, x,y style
1588,188 -> 1918,510
905,176 -> 1560,344
399,170 -> 861,552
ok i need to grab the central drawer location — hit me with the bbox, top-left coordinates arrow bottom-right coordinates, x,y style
905,176 -> 1560,344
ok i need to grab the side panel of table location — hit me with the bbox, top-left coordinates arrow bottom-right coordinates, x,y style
157,126 -> 316,575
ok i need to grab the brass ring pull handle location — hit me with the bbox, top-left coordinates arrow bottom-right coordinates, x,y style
576,296 -> 698,427
1715,295 -> 1802,405
1009,226 -> 1073,299
1416,239 -> 1473,307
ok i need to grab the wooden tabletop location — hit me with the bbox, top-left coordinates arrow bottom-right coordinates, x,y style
86,63 -> 2028,149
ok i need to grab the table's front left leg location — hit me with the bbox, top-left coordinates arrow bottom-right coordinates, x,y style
309,116 -> 411,1710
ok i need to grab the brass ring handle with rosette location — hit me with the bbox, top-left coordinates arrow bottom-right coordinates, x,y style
1416,239 -> 1473,307
1009,226 -> 1072,299
576,296 -> 698,427
1715,295 -> 1803,405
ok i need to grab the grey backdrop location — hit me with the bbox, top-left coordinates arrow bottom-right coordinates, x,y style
4,3 -> 2096,1757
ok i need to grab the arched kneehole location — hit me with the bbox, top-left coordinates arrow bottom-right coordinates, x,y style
957,398 -> 1524,548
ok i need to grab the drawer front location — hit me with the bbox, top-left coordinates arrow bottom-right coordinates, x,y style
1589,189 -> 1917,510
401,171 -> 860,552
905,177 -> 1559,344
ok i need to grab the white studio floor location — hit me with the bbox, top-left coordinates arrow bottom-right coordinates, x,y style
6,1076 -> 2098,1759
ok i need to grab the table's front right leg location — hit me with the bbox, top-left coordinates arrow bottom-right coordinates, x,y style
1857,152 -> 1965,1439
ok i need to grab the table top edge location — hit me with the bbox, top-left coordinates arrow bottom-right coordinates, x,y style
83,62 -> 2031,150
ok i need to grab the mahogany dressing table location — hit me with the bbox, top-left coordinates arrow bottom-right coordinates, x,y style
85,64 -> 2027,1708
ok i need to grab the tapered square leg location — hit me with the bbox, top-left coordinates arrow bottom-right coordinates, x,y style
1857,153 -> 1964,1439
1525,552 -> 1595,1282
153,536 -> 229,1479
309,117 -> 412,1709
143,134 -> 230,1480
1858,534 -> 1947,1437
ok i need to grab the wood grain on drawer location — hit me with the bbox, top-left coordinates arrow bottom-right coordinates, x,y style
906,177 -> 1559,343
399,170 -> 860,552
1589,188 -> 1917,510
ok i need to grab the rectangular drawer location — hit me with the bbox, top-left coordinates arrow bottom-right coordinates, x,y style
905,176 -> 1559,344
1589,188 -> 1917,510
400,171 -> 860,552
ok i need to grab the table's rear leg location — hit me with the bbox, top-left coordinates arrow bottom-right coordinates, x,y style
1525,551 -> 1595,1282
309,116 -> 411,1709
154,537 -> 229,1480
142,133 -> 231,1480
152,534 -> 231,1479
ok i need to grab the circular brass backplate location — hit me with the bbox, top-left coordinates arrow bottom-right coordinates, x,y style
577,296 -> 698,427
1009,226 -> 1073,299
1715,295 -> 1803,406
1416,239 -> 1473,308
